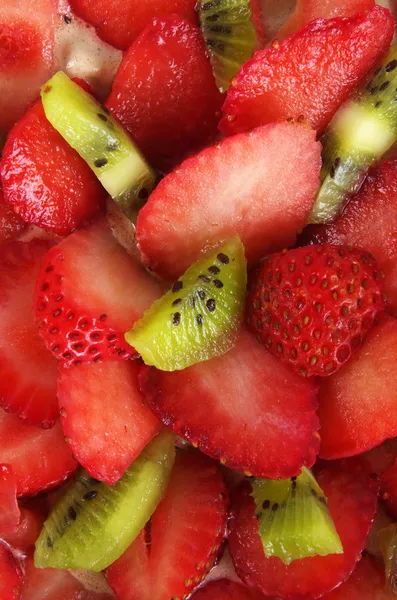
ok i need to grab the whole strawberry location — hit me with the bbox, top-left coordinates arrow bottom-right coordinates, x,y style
247,245 -> 386,377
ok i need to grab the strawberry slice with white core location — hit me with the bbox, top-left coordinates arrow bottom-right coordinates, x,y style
0,543 -> 21,600
58,360 -> 162,485
136,122 -> 321,280
139,329 -> 320,478
0,465 -> 20,536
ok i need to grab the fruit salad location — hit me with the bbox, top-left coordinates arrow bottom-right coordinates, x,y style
3,0 -> 397,598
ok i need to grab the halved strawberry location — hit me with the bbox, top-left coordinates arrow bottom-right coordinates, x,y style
0,0 -> 55,133
304,160 -> 397,317
0,239 -> 60,428
136,122 -> 321,280
106,16 -> 223,173
228,458 -> 379,599
106,451 -> 228,600
324,555 -> 392,600
190,579 -> 266,600
220,6 -> 394,136
0,185 -> 26,245
58,360 -> 162,485
381,460 -> 397,520
0,408 -> 77,497
34,221 -> 162,367
0,543 -> 21,600
0,465 -> 19,537
69,0 -> 197,50
318,316 -> 397,459
0,98 -> 105,235
2,503 -> 46,552
139,329 -> 319,478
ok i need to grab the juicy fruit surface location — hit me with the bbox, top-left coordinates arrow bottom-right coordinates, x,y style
0,408 -> 76,497
34,221 -> 162,367
35,432 -> 175,572
228,458 -> 379,599
106,16 -> 223,173
318,316 -> 397,458
0,239 -> 59,427
0,99 -> 105,235
0,543 -> 21,600
382,460 -> 397,519
220,6 -> 394,136
190,579 -> 267,600
107,451 -> 228,600
139,329 -> 320,478
247,245 -> 386,378
0,187 -> 26,245
126,237 -> 247,371
324,554 -> 394,599
58,361 -> 161,484
136,122 -> 321,280
69,0 -> 198,50
0,465 -> 20,536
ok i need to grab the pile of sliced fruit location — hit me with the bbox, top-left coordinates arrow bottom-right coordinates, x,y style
4,0 -> 397,598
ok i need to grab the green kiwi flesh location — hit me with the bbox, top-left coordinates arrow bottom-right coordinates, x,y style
199,0 -> 260,92
378,523 -> 397,592
34,432 -> 175,572
251,468 -> 343,565
41,71 -> 157,218
125,236 -> 247,371
309,46 -> 397,224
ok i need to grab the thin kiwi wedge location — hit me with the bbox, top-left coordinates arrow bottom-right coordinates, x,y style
251,468 -> 343,565
34,432 -> 175,572
41,71 -> 156,219
199,0 -> 261,92
309,46 -> 397,224
125,237 -> 247,371
378,523 -> 397,592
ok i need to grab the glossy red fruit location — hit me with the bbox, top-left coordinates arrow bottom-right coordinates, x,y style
0,239 -> 60,427
318,316 -> 397,459
247,245 -> 386,378
0,186 -> 26,245
190,579 -> 267,600
0,543 -> 21,600
58,361 -> 162,485
33,221 -> 162,367
0,99 -> 105,235
106,451 -> 228,600
381,460 -> 397,520
69,0 -> 197,50
2,505 -> 46,552
220,6 -> 394,136
139,329 -> 319,479
304,160 -> 397,317
324,554 -> 393,600
228,458 -> 379,599
106,16 -> 223,173
0,465 -> 19,536
0,408 -> 77,497
136,122 -> 321,280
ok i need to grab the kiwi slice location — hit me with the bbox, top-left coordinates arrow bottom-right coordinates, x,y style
309,46 -> 397,224
34,431 -> 175,572
199,0 -> 261,92
251,468 -> 343,565
40,71 -> 157,219
378,523 -> 397,592
125,237 -> 247,371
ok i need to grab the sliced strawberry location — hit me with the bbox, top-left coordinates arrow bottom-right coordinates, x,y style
106,451 -> 228,600
0,0 -> 55,133
106,16 -> 223,173
2,504 -> 46,552
0,408 -> 77,497
0,239 -> 60,427
0,543 -> 21,600
0,98 -> 106,236
34,221 -> 162,367
0,185 -> 26,245
381,460 -> 397,520
139,329 -> 319,478
318,316 -> 397,459
0,465 -> 19,537
190,579 -> 267,600
279,0 -> 374,39
324,555 -> 393,600
304,160 -> 397,317
69,0 -> 197,50
136,122 -> 321,280
228,458 -> 379,599
364,438 -> 397,478
220,6 -> 394,136
58,360 -> 162,485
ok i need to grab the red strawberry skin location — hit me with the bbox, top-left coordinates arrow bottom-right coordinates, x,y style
228,458 -> 379,599
107,451 -> 228,600
190,579 -> 267,600
139,329 -> 319,479
0,543 -> 21,600
0,239 -> 60,428
58,361 -> 162,485
0,186 -> 26,245
106,16 -> 223,173
318,316 -> 397,459
220,6 -> 394,136
0,99 -> 105,235
136,122 -> 321,280
381,460 -> 397,520
247,245 -> 386,378
324,555 -> 393,600
34,221 -> 162,367
69,0 -> 197,50
305,161 -> 397,317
